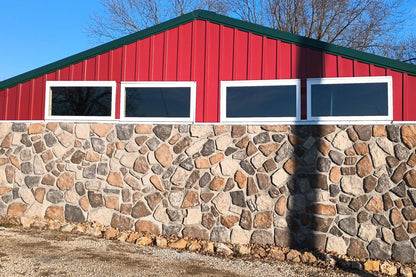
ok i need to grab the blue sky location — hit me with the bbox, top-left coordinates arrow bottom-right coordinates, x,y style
1,1 -> 416,82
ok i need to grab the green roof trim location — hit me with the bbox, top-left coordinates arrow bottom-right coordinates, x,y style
1,9 -> 416,91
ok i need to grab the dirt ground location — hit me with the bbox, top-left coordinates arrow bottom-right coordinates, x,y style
0,226 -> 373,277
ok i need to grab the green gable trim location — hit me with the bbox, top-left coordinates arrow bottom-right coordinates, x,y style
1,9 -> 416,91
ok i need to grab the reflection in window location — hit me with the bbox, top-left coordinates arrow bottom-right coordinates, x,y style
45,81 -> 116,121
121,82 -> 196,122
51,87 -> 112,116
307,76 -> 392,122
221,80 -> 300,123
125,87 -> 190,117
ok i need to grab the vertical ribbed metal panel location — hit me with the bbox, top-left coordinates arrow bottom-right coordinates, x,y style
0,19 -> 412,121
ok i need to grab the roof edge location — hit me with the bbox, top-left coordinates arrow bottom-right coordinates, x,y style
1,9 -> 415,91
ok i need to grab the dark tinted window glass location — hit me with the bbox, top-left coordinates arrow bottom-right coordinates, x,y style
311,83 -> 388,117
125,87 -> 190,117
226,85 -> 296,118
51,87 -> 112,116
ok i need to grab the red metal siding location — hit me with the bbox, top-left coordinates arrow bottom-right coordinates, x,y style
0,19 -> 414,122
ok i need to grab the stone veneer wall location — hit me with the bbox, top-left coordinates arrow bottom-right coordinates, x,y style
1,123 -> 416,263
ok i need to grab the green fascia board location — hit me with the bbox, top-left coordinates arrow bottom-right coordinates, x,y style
1,9 -> 416,91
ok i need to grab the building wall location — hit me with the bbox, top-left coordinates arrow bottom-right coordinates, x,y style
1,20 -> 416,121
1,122 -> 416,263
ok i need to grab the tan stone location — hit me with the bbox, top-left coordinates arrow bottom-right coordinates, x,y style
209,176 -> 225,191
9,155 -> 20,169
45,206 -> 64,221
408,222 -> 416,233
34,188 -> 45,203
133,156 -> 149,174
79,196 -> 89,211
214,125 -> 228,135
253,211 -> 272,229
220,215 -> 239,228
0,158 -> 8,166
91,124 -> 113,137
150,175 -> 164,191
104,196 -> 119,210
261,125 -> 290,132
116,142 -> 126,150
0,187 -> 12,195
329,166 -> 341,183
317,140 -> 331,156
41,150 -> 54,163
373,125 -> 387,137
57,172 -> 74,190
356,155 -> 373,177
405,170 -> 416,188
380,262 -> 397,276
307,204 -> 336,215
288,134 -> 303,145
209,153 -> 224,165
46,122 -> 58,131
195,157 -> 210,169
86,151 -> 100,162
155,144 -> 173,168
402,125 -> 416,149
104,228 -> 118,240
182,191 -> 199,208
390,208 -> 404,226
168,134 -> 181,145
28,123 -> 45,134
364,260 -> 380,272
135,124 -> 153,134
234,170 -> 247,189
366,196 -> 383,213
275,196 -> 287,216
258,143 -> 280,156
236,136 -> 250,148
246,141 -> 258,156
283,157 -> 303,175
5,166 -> 13,184
169,238 -> 188,249
135,220 -> 160,235
408,153 -> 416,167
136,236 -> 153,246
7,203 -> 28,217
1,132 -> 12,148
107,172 -> 124,188
269,247 -> 286,261
41,174 -> 55,186
354,142 -> 369,155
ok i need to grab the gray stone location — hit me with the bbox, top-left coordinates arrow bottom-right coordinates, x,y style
71,150 -> 85,164
116,124 -> 134,140
390,181 -> 406,198
131,201 -> 152,218
246,199 -> 257,212
376,173 -> 391,193
201,139 -> 215,156
316,157 -> 331,172
302,136 -> 315,149
151,164 -> 164,175
83,164 -> 97,179
329,225 -> 343,236
240,160 -> 255,175
224,147 -> 237,156
162,224 -> 182,236
168,191 -> 184,208
183,227 -> 209,240
146,137 -> 160,151
367,239 -> 391,260
24,176 -> 40,189
12,123 -> 27,132
251,230 -> 274,245
21,162 -> 33,174
46,189 -> 63,204
386,125 -> 401,142
326,236 -> 347,255
392,242 -> 415,263
232,150 -> 247,160
167,209 -> 183,222
287,194 -> 305,211
162,166 -> 175,179
372,214 -> 391,228
393,225 -> 410,241
349,195 -> 368,211
153,125 -> 172,141
97,163 -> 108,176
230,190 -> 246,207
275,142 -> 294,163
395,144 -> 409,160
91,138 -> 106,153
173,153 -> 187,165
256,173 -> 271,190
274,228 -> 291,247
59,123 -> 74,133
311,217 -> 333,233
253,132 -> 270,144
409,190 -> 416,205
88,191 -> 104,208
329,150 -> 344,165
353,125 -> 372,141
210,227 -> 230,243
336,204 -> 353,215
21,134 -> 32,147
329,184 -> 340,197
240,209 -> 252,230
111,214 -> 133,230
358,223 -> 378,242
338,217 -> 357,236
179,157 -> 194,171
20,149 -> 32,161
173,137 -> 191,154
2,195 -> 12,204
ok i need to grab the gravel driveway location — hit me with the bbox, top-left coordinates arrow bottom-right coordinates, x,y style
0,227 -> 371,276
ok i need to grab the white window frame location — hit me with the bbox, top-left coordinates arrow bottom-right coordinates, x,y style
45,81 -> 117,121
220,79 -> 301,124
307,76 -> 393,124
120,81 -> 196,123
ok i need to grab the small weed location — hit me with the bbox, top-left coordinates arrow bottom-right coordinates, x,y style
0,223 -> 14,228
233,250 -> 244,258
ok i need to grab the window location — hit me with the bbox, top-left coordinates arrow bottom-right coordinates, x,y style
45,81 -> 116,121
220,79 -> 301,123
307,76 -> 392,123
120,82 -> 196,122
